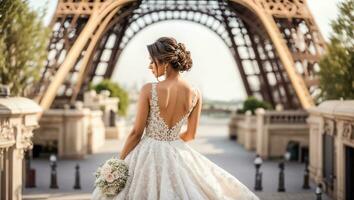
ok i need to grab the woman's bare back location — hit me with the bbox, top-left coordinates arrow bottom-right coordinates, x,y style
153,80 -> 198,129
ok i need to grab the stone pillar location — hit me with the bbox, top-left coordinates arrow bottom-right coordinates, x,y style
306,114 -> 323,183
256,108 -> 268,158
244,112 -> 257,151
61,102 -> 90,159
336,120 -> 344,200
87,110 -> 105,154
0,95 -> 42,200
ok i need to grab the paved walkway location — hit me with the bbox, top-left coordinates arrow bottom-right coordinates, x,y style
23,115 -> 331,200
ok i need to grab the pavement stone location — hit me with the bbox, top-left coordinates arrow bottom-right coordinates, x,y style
23,115 -> 331,200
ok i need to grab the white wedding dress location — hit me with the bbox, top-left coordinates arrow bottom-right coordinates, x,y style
92,82 -> 259,200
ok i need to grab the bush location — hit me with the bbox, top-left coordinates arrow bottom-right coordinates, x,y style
90,79 -> 129,116
239,96 -> 272,114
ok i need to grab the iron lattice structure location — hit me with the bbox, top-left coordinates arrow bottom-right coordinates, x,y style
30,0 -> 326,112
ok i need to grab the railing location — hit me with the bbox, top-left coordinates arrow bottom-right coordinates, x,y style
263,110 -> 308,124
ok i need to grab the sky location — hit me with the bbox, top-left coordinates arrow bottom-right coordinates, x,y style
28,0 -> 343,101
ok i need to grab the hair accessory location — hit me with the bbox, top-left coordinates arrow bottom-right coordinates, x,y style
175,48 -> 181,56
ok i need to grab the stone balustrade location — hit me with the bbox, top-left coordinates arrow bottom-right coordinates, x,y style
228,111 -> 246,140
33,102 -> 105,159
256,109 -> 309,160
229,108 -> 310,160
33,90 -> 123,159
236,111 -> 257,150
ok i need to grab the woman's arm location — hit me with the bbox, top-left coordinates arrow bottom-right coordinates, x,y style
119,83 -> 151,160
180,90 -> 202,142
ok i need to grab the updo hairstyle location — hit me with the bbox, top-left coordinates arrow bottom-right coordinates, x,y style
147,37 -> 192,72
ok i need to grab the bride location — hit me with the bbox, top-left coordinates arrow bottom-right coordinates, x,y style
92,37 -> 259,200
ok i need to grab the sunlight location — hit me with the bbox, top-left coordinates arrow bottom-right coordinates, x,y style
112,20 -> 247,102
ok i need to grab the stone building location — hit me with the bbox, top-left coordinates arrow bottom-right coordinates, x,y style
230,108 -> 309,160
307,100 -> 354,200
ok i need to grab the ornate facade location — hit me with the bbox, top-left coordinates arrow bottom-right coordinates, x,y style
307,101 -> 354,200
0,97 -> 42,200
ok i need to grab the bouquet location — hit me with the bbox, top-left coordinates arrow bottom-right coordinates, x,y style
94,157 -> 129,197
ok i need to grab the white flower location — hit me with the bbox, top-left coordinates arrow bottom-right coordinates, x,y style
112,171 -> 120,179
107,187 -> 116,195
95,158 -> 129,197
105,173 -> 115,183
101,164 -> 112,175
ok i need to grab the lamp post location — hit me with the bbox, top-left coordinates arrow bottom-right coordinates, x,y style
284,151 -> 291,162
302,157 -> 310,189
277,162 -> 285,192
278,151 -> 290,192
315,183 -> 322,200
49,154 -> 59,189
254,154 -> 263,191
73,164 -> 81,189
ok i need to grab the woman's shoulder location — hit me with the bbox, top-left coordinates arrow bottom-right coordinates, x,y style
188,82 -> 200,93
149,80 -> 200,96
141,82 -> 154,89
186,83 -> 201,102
139,82 -> 154,96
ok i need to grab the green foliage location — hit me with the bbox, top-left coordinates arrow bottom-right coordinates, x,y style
90,79 -> 130,116
330,0 -> 354,49
0,0 -> 51,96
239,96 -> 272,114
318,0 -> 354,100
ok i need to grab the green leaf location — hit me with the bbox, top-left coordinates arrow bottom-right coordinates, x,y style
0,0 -> 50,96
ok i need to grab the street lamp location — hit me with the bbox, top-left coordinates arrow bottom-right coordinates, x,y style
254,155 -> 263,171
284,151 -> 291,162
315,183 -> 323,200
254,154 -> 263,191
49,154 -> 58,189
50,154 -> 56,162
278,151 -> 290,192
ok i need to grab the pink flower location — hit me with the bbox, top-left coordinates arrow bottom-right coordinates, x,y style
105,173 -> 115,183
101,164 -> 112,176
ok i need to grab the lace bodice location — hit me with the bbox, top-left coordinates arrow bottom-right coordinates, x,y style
144,82 -> 199,141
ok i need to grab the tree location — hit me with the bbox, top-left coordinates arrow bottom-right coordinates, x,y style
0,0 -> 50,96
90,79 -> 130,117
318,0 -> 354,101
239,96 -> 272,115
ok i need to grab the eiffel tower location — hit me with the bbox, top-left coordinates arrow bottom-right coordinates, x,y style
30,0 -> 326,112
